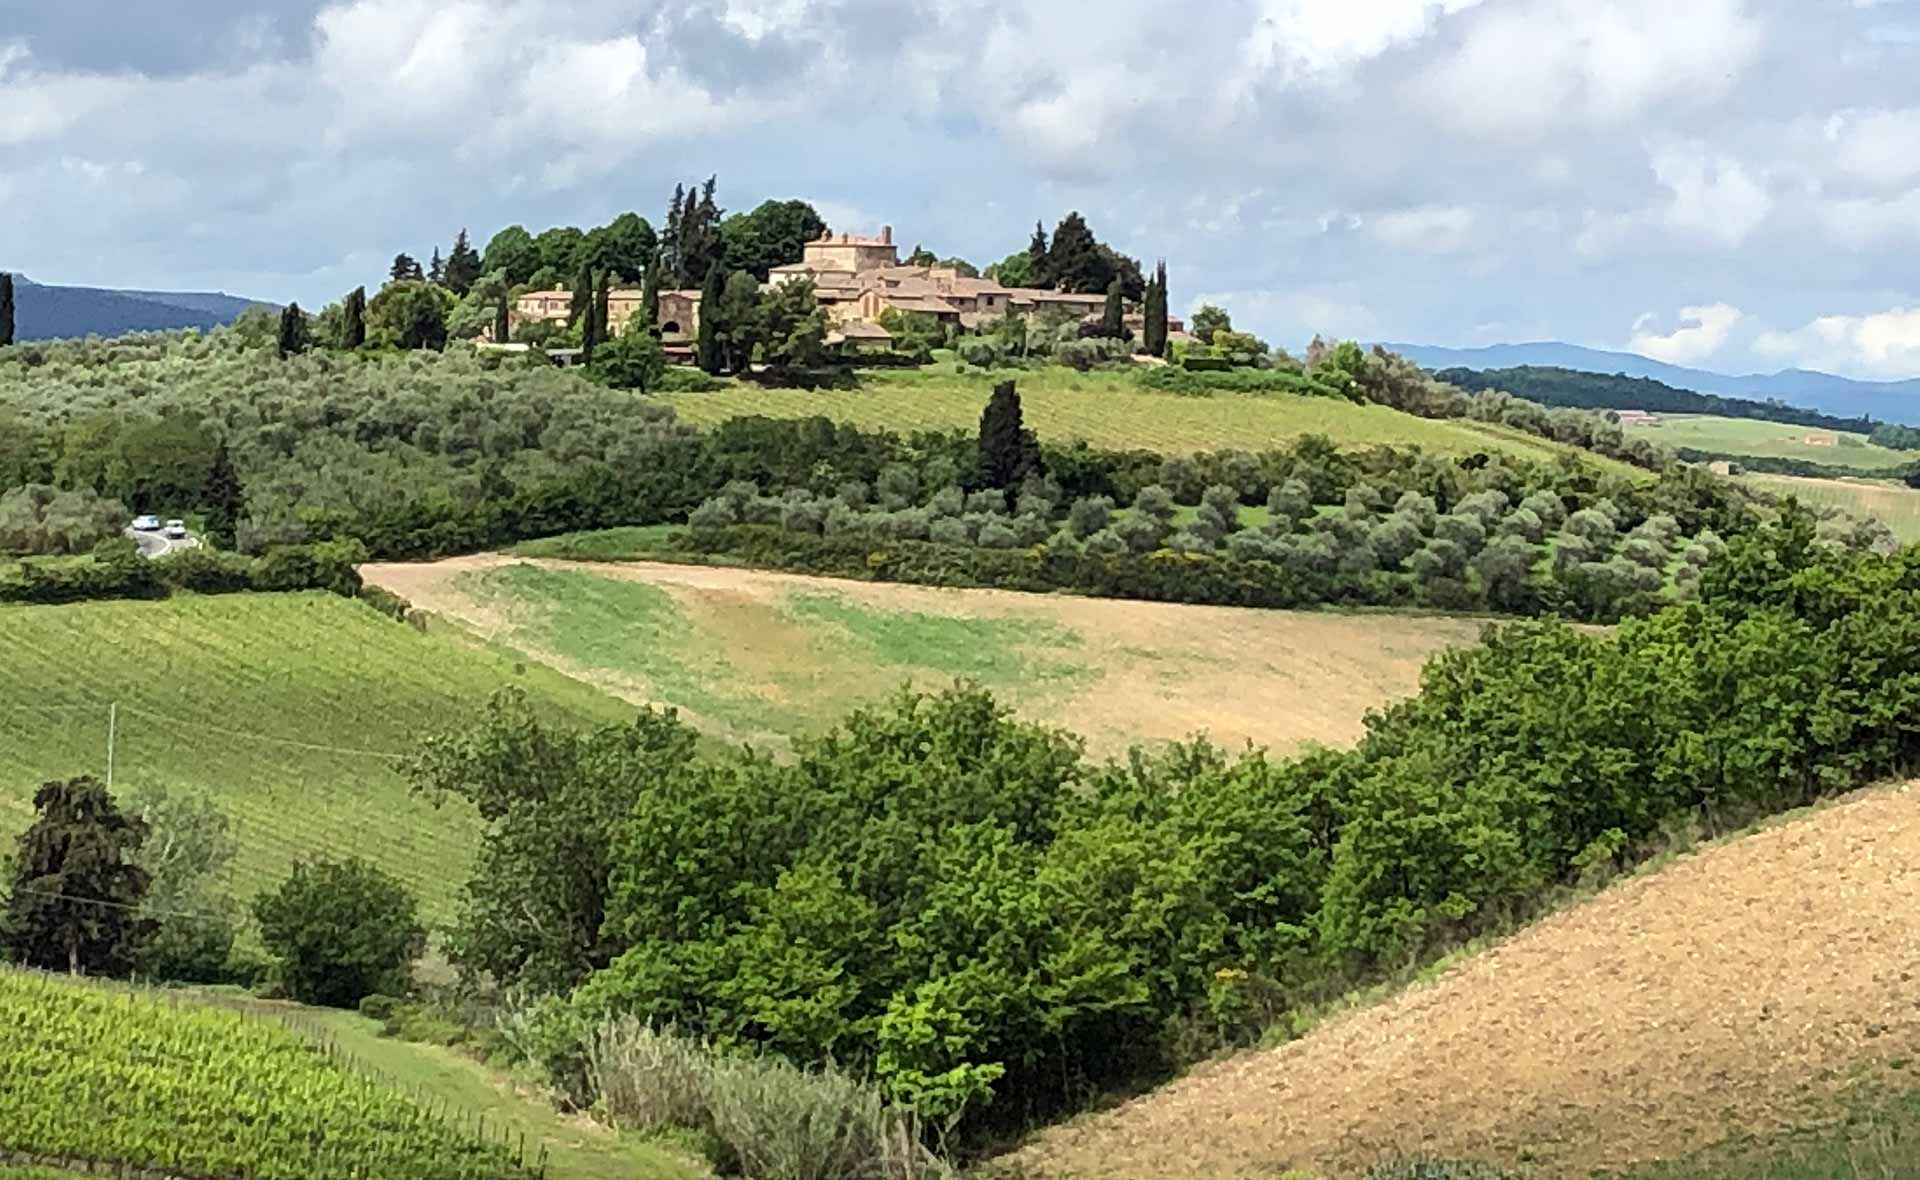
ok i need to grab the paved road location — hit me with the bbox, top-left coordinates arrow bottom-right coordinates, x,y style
127,528 -> 199,560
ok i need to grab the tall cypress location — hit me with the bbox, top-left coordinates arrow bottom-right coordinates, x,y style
695,261 -> 725,374
639,257 -> 662,332
277,302 -> 308,358
0,272 -> 14,347
1026,221 -> 1049,290
662,184 -> 686,285
585,271 -> 609,365
493,295 -> 511,344
427,248 -> 445,285
977,380 -> 1041,490
1144,260 -> 1168,358
1099,278 -> 1124,339
569,264 -> 593,329
443,228 -> 482,295
342,286 -> 367,349
203,441 -> 244,548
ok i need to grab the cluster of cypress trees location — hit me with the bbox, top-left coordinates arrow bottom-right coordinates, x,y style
1142,259 -> 1169,357
0,271 -> 14,347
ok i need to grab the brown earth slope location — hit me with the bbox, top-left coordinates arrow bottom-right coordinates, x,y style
1002,782 -> 1920,1180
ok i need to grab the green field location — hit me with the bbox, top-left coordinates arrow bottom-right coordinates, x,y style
658,365 -> 1644,474
1622,413 -> 1909,470
366,555 -> 1484,759
1745,473 -> 1920,543
0,967 -> 541,1180
0,593 -> 631,924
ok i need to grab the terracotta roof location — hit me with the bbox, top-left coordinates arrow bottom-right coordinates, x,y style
950,277 -> 1012,297
885,296 -> 960,315
834,320 -> 894,339
1027,289 -> 1106,305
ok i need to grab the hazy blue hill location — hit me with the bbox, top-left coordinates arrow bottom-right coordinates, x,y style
5,275 -> 271,342
1388,340 -> 1920,424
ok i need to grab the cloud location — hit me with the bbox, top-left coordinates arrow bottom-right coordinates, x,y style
2,0 -> 1920,381
1756,307 -> 1920,377
1629,304 -> 1745,364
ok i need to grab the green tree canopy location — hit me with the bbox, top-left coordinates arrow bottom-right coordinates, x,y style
252,858 -> 423,1007
441,228 -> 483,295
1191,304 -> 1231,344
719,199 -> 827,279
480,225 -> 540,285
366,281 -> 453,351
4,777 -> 152,976
583,212 -> 658,283
977,380 -> 1041,490
276,303 -> 308,358
128,784 -> 238,984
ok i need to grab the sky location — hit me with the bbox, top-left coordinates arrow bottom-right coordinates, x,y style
5,0 -> 1920,378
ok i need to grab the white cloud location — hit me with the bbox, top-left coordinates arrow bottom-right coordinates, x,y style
1365,205 -> 1476,255
1629,303 -> 1744,363
1756,307 -> 1920,377
1650,144 -> 1772,247
1246,0 -> 1486,77
1822,107 -> 1920,187
1407,0 -> 1762,142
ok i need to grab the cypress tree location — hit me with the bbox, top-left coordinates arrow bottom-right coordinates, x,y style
639,257 -> 662,333
585,271 -> 609,365
1099,278 -> 1124,339
1026,221 -> 1049,290
977,380 -> 1041,490
0,272 -> 13,347
493,295 -> 511,344
695,261 -> 726,374
569,264 -> 592,329
443,229 -> 483,296
342,286 -> 367,349
277,302 -> 308,358
427,248 -> 445,285
203,441 -> 244,548
1144,260 -> 1169,358
662,184 -> 686,284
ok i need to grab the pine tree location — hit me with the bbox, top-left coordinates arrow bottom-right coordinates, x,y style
1099,278 -> 1124,339
389,254 -> 422,282
569,264 -> 593,329
202,441 -> 244,548
977,380 -> 1041,490
696,261 -> 726,374
342,286 -> 367,349
443,228 -> 482,295
1026,221 -> 1050,290
1046,212 -> 1106,293
1143,260 -> 1169,358
4,778 -> 153,976
427,248 -> 445,285
0,271 -> 14,347
277,302 -> 308,358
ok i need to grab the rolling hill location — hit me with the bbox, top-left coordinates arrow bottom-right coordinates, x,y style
999,781 -> 1920,1180
0,592 -> 631,924
3,274 -> 270,341
1390,341 -> 1920,424
361,554 -> 1487,758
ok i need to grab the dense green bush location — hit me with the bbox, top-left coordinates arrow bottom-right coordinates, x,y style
0,539 -> 366,606
422,514 -> 1920,1146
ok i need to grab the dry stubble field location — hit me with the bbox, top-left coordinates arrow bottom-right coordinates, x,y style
362,555 -> 1487,757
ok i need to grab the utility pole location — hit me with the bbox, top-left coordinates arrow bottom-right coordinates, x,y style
106,703 -> 116,790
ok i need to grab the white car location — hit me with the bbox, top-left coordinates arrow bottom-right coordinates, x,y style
163,520 -> 188,540
132,515 -> 161,532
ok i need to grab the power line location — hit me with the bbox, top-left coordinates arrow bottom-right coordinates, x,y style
7,883 -> 231,925
0,700 -> 410,762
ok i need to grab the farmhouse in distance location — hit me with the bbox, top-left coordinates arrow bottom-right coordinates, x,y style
507,224 -> 1180,349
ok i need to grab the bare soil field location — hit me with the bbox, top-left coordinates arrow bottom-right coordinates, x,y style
999,782 -> 1920,1180
362,555 -> 1485,756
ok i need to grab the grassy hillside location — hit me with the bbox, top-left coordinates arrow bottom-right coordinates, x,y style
1622,413 -> 1909,469
1745,472 -> 1920,543
0,593 -> 631,923
999,781 -> 1920,1180
363,555 -> 1486,757
658,365 -> 1645,474
0,967 -> 540,1179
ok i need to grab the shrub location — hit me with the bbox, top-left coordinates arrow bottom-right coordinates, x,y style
779,494 -> 827,535
975,519 -> 1018,549
927,486 -> 965,518
1112,512 -> 1169,554
1066,495 -> 1113,539
252,858 -> 424,1008
965,489 -> 1007,516
1620,536 -> 1667,570
1496,506 -> 1544,543
1452,489 -> 1510,526
1082,529 -> 1126,558
927,517 -> 971,546
1433,513 -> 1487,556
1518,490 -> 1567,529
689,497 -> 741,529
1200,483 -> 1242,520
1166,529 -> 1215,554
875,464 -> 920,511
835,480 -> 871,509
1132,484 -> 1177,522
1564,507 -> 1617,547
1268,479 -> 1312,525
1369,516 -> 1425,568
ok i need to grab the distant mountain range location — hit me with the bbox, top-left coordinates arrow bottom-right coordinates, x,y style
1386,341 -> 1920,425
5,274 -> 272,342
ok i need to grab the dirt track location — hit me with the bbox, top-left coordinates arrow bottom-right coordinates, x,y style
363,554 -> 1483,755
1002,782 -> 1920,1179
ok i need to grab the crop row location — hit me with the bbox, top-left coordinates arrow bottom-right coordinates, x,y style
0,969 -> 540,1180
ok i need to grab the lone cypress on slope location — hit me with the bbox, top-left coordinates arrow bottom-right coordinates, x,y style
1099,277 -> 1124,338
277,303 -> 308,358
978,380 -> 1040,490
0,272 -> 13,346
1143,260 -> 1168,357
